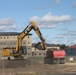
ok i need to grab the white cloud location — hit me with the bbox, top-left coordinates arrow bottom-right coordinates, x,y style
68,39 -> 76,46
0,26 -> 6,31
69,30 -> 76,33
0,18 -> 15,26
59,31 -> 76,45
59,28 -> 68,31
41,12 -> 72,22
60,30 -> 76,37
55,0 -> 61,5
73,40 -> 76,44
9,25 -> 18,30
0,18 -> 18,31
29,12 -> 72,28
52,40 -> 63,45
54,36 -> 64,39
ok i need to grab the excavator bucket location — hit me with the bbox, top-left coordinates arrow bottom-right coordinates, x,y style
35,42 -> 46,50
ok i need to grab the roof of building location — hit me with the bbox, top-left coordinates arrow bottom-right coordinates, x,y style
0,32 -> 32,36
68,45 -> 76,48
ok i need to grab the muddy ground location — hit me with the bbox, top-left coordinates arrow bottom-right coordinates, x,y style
0,59 -> 76,75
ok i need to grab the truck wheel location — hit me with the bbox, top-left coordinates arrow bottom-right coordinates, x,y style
53,59 -> 59,64
8,57 -> 10,60
59,58 -> 65,64
21,56 -> 24,60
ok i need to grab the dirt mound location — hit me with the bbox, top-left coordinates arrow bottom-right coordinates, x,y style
0,59 -> 42,68
0,59 -> 76,74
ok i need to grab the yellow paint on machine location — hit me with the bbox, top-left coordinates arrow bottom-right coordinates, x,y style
2,49 -> 11,56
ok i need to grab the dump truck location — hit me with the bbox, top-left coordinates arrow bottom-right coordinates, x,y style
44,49 -> 65,64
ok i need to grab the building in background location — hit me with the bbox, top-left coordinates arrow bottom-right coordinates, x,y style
0,32 -> 32,51
66,45 -> 76,56
32,43 -> 60,57
0,32 -> 60,58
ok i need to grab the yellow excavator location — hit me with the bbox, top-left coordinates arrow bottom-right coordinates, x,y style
2,21 -> 46,60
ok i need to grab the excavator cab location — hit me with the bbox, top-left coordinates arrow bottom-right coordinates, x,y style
19,46 -> 27,55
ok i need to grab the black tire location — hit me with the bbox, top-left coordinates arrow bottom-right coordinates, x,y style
8,57 -> 10,60
21,56 -> 24,60
53,58 -> 59,64
59,58 -> 65,64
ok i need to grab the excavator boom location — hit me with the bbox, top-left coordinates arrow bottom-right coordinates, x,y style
16,21 -> 46,52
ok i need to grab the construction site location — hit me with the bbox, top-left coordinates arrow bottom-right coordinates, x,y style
0,0 -> 76,75
0,22 -> 76,75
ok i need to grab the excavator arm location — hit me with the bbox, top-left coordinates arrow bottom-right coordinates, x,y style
16,22 -> 46,53
30,22 -> 46,50
16,24 -> 32,52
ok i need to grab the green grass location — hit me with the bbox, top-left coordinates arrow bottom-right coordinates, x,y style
65,56 -> 76,63
28,56 -> 44,61
28,56 -> 76,63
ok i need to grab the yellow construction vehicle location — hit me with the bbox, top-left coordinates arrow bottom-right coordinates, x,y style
2,22 -> 46,60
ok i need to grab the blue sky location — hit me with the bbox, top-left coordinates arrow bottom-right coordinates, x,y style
0,0 -> 76,46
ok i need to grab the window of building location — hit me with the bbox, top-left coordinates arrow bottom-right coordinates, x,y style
28,53 -> 30,55
0,37 -> 2,39
4,37 -> 5,39
28,42 -> 30,44
35,53 -> 36,55
28,36 -> 30,38
34,48 -> 36,50
39,53 -> 41,55
4,43 -> 6,45
14,42 -> 16,44
28,48 -> 30,50
7,37 -> 9,39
